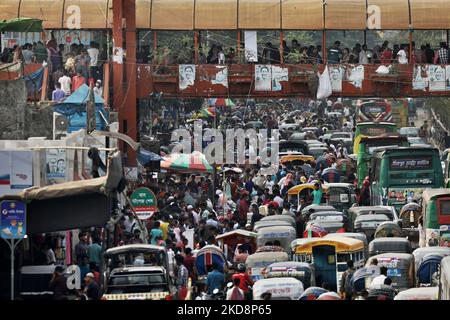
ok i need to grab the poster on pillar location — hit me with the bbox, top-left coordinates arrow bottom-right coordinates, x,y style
329,66 -> 344,92
428,65 -> 446,91
244,31 -> 258,63
211,66 -> 228,88
271,66 -> 289,91
179,64 -> 196,90
255,65 -> 272,91
112,47 -> 123,64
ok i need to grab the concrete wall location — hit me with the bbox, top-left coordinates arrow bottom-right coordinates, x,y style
0,79 -> 53,140
0,79 -> 26,139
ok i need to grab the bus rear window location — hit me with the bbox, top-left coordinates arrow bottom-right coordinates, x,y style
389,157 -> 432,170
360,127 -> 395,136
362,105 -> 386,114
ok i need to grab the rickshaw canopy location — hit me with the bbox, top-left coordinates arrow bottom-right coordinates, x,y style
195,245 -> 228,275
288,183 -> 315,196
252,277 -> 304,300
417,253 -> 446,284
280,154 -> 314,164
374,221 -> 404,238
394,287 -> 438,300
412,247 -> 450,271
293,237 -> 364,254
254,220 -> 293,232
264,261 -> 314,288
368,237 -> 412,256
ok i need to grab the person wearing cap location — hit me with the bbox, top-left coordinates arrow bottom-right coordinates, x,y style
84,272 -> 102,300
93,79 -> 103,97
49,266 -> 68,300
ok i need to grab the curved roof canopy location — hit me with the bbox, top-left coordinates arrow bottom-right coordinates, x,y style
0,0 -> 448,30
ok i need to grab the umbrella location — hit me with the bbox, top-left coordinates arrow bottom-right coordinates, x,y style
0,18 -> 43,32
299,287 -> 328,300
321,168 -> 341,183
208,98 -> 235,107
161,151 -> 213,173
317,292 -> 341,300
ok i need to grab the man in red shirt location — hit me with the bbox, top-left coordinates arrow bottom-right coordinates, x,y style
232,264 -> 254,299
183,247 -> 196,281
72,69 -> 86,92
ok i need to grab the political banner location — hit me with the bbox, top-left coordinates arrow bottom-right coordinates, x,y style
244,31 -> 258,62
412,65 -> 429,91
346,65 -> 364,88
211,66 -> 228,87
428,64 -> 446,91
329,66 -> 344,92
255,65 -> 272,91
271,66 -> 289,91
46,149 -> 66,184
179,64 -> 196,90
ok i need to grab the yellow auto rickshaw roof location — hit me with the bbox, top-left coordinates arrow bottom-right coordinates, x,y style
280,154 -> 315,164
292,237 -> 364,254
287,183 -> 315,196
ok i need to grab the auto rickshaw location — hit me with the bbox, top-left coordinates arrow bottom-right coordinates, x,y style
374,221 -> 404,238
280,154 -> 315,167
265,261 -> 315,289
417,253 -> 446,286
368,237 -> 412,257
291,237 -> 365,292
288,183 -> 316,208
215,229 -> 258,262
252,277 -> 304,300
398,202 -> 421,249
256,226 -> 297,254
305,218 -> 346,235
254,220 -> 293,232
412,247 -> 450,271
322,183 -> 357,213
347,206 -> 400,233
303,224 -> 329,238
195,245 -> 229,278
394,287 -> 439,300
354,214 -> 391,241
301,204 -> 337,218
245,251 -> 289,281
260,214 -> 296,229
325,232 -> 369,259
366,253 -> 416,291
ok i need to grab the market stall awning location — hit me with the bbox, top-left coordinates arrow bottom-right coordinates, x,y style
0,17 -> 42,32
0,151 -> 122,234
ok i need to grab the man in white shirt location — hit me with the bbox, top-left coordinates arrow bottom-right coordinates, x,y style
87,41 -> 100,80
397,46 -> 408,64
369,266 -> 388,289
359,44 -> 369,64
273,191 -> 284,207
58,73 -> 72,96
187,205 -> 199,225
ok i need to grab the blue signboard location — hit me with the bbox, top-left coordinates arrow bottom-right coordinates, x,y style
1,201 -> 26,239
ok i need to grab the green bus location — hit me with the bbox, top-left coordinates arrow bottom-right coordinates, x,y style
356,136 -> 409,187
370,147 -> 444,212
421,189 -> 450,248
353,122 -> 398,154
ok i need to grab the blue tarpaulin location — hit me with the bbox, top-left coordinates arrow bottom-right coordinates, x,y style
53,84 -> 108,133
24,67 -> 44,97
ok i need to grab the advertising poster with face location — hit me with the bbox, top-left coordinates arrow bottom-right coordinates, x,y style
211,66 -> 228,87
346,65 -> 364,88
412,65 -> 429,91
428,65 -> 446,91
255,65 -> 272,91
244,31 -> 258,62
329,66 -> 344,92
179,64 -> 196,90
271,66 -> 289,91
46,149 -> 66,184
